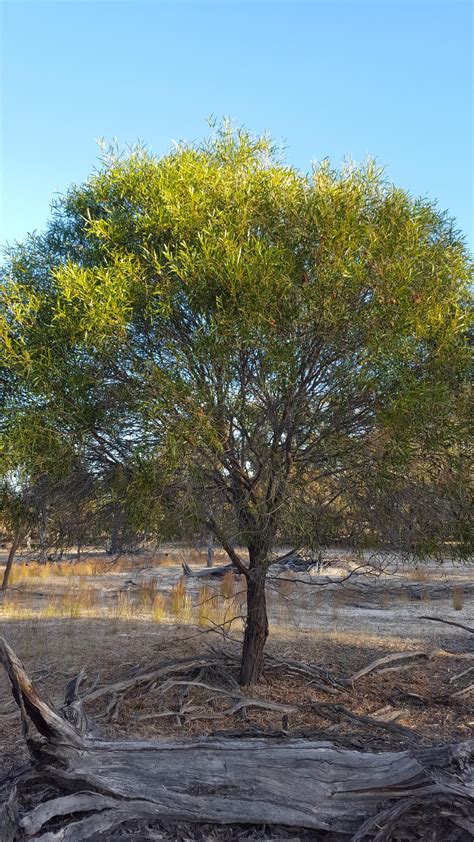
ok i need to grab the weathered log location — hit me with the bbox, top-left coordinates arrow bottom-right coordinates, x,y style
1,638 -> 472,840
182,560 -> 240,578
0,787 -> 18,842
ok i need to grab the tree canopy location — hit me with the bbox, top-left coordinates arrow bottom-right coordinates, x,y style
1,127 -> 472,680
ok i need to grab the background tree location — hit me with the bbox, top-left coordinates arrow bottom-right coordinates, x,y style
1,128 -> 471,682
0,476 -> 35,590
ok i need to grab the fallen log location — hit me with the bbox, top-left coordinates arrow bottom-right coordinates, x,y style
182,560 -> 242,578
0,639 -> 472,841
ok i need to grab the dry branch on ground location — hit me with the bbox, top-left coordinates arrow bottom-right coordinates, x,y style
0,638 -> 472,842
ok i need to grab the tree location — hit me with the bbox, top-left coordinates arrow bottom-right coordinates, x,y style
1,127 -> 471,682
0,477 -> 34,591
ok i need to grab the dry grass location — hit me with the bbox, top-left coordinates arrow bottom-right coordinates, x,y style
0,584 -> 98,620
410,566 -> 429,583
152,593 -> 166,622
451,586 -> 464,611
2,551 -> 170,586
137,578 -> 158,608
169,577 -> 187,617
197,584 -> 219,627
220,571 -> 235,600
333,587 -> 352,609
276,573 -> 297,597
0,591 -> 30,619
1,550 -> 471,655
6,558 -> 113,585
113,592 -> 137,621
0,576 -> 228,630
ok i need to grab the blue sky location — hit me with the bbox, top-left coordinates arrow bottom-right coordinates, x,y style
1,0 -> 472,250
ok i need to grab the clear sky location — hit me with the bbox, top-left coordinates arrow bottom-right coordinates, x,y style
1,0 -> 473,251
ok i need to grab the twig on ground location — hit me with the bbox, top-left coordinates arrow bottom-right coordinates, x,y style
349,651 -> 428,683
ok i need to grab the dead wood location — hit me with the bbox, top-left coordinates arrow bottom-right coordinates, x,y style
349,651 -> 429,683
451,682 -> 474,699
449,665 -> 474,684
59,670 -> 101,737
420,615 -> 474,634
263,653 -> 348,693
1,638 -> 472,841
371,705 -> 410,723
303,701 -> 422,742
0,787 -> 18,842
82,653 -> 237,703
182,560 -> 242,578
351,794 -> 474,842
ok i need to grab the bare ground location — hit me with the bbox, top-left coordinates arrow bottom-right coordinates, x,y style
0,549 -> 472,839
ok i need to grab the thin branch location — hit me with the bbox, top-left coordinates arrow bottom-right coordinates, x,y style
419,616 -> 474,634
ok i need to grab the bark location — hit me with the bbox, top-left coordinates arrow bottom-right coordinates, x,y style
0,638 -> 472,841
240,565 -> 268,685
108,525 -> 120,555
1,529 -> 24,592
206,532 -> 214,567
107,503 -> 122,555
38,510 -> 48,563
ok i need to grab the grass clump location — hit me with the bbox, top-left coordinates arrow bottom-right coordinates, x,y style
152,593 -> 166,622
138,578 -> 158,608
411,566 -> 428,583
452,586 -> 464,611
220,571 -> 235,600
170,577 -> 186,617
113,592 -> 135,620
197,584 -> 218,627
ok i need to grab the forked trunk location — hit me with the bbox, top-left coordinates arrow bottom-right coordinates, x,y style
240,566 -> 268,686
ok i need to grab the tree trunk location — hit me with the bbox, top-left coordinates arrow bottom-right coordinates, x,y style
1,529 -> 23,591
108,504 -> 121,555
38,510 -> 48,563
206,532 -> 214,567
240,566 -> 268,686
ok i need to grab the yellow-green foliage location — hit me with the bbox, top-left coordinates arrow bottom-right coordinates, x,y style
1,124 -> 472,575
